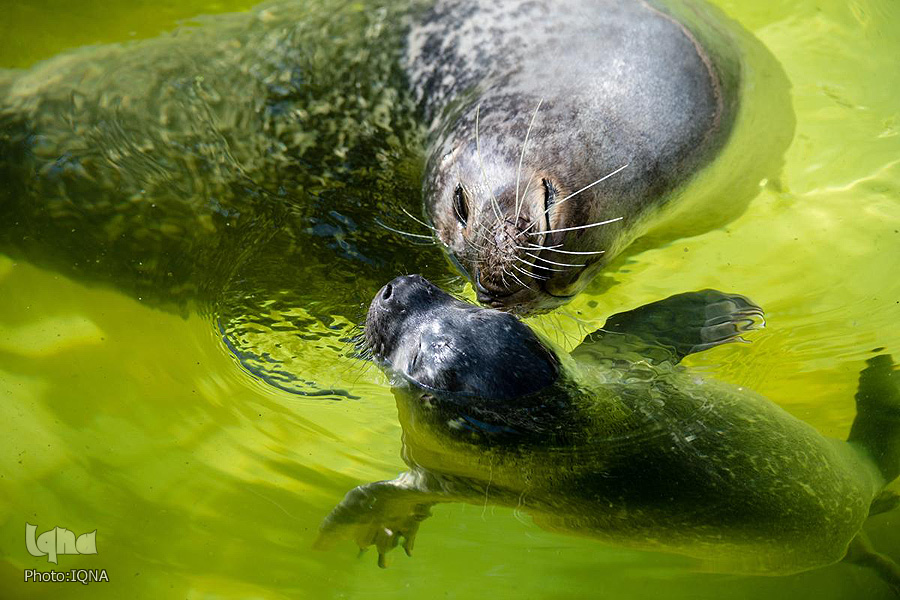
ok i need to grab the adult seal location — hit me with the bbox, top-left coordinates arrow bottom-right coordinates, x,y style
410,0 -> 792,314
318,275 -> 900,592
1,0 -> 791,317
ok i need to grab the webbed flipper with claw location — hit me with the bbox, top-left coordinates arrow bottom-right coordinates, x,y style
574,289 -> 765,364
315,472 -> 439,568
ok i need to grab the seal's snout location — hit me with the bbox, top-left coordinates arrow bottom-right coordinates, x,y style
367,274 -> 441,362
372,274 -> 431,313
474,269 -> 511,306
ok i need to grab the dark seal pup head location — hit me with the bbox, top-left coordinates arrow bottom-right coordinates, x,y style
365,274 -> 558,400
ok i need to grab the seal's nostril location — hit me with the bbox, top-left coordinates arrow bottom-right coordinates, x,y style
382,284 -> 393,301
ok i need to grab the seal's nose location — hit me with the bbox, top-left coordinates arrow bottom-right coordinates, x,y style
375,274 -> 428,310
474,269 -> 511,305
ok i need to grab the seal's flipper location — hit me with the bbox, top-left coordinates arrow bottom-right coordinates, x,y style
844,531 -> 900,596
848,355 -> 900,483
315,473 -> 439,568
870,490 -> 900,517
575,289 -> 764,364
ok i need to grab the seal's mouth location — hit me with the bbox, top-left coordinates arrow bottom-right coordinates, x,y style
469,274 -> 577,315
365,275 -> 560,399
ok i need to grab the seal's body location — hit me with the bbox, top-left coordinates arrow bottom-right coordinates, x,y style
410,0 -> 749,313
319,275 -> 899,580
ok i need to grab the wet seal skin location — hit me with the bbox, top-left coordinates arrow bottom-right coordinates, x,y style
317,275 -> 900,592
409,0 -> 793,314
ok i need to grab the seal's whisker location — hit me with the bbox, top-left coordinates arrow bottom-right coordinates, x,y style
475,103 -> 503,223
400,207 -> 437,232
375,218 -> 436,242
514,98 -> 544,224
521,245 -> 606,256
515,243 -> 564,251
515,255 -> 566,273
541,164 -> 629,217
473,221 -> 492,248
524,252 -> 584,268
464,236 -> 488,253
516,218 -> 540,238
512,262 -> 547,281
505,267 -> 533,291
530,216 -> 623,236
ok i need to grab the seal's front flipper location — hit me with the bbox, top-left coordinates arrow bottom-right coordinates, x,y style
315,472 -> 440,568
575,289 -> 764,364
848,354 -> 900,483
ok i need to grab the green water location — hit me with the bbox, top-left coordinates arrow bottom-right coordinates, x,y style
1,1 -> 899,598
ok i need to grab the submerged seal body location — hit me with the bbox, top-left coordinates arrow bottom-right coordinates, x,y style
410,0 -> 747,313
319,275 -> 900,581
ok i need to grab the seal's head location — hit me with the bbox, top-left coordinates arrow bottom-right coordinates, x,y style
424,101 -> 630,315
365,274 -> 559,400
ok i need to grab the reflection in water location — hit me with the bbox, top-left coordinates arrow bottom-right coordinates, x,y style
320,276 -> 899,592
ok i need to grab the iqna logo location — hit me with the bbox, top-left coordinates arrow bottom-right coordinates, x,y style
26,523 -> 98,564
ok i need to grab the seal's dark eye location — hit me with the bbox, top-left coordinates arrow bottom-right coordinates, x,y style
542,179 -> 557,227
453,184 -> 468,227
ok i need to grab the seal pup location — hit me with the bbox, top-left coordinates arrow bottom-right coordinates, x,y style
409,0 -> 792,313
318,275 -> 900,589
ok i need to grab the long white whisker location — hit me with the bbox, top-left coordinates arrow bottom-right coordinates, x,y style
529,216 -> 623,236
512,262 -> 547,281
515,255 -> 566,273
524,252 -> 584,268
516,218 -> 540,238
517,244 -> 605,256
542,164 -> 629,217
506,268 -> 533,291
515,243 -> 564,251
514,98 -> 544,225
475,103 -> 503,223
546,248 -> 607,255
400,207 -> 437,232
375,218 -> 436,241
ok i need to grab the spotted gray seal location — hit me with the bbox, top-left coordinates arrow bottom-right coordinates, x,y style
409,0 -> 792,313
317,275 -> 900,590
